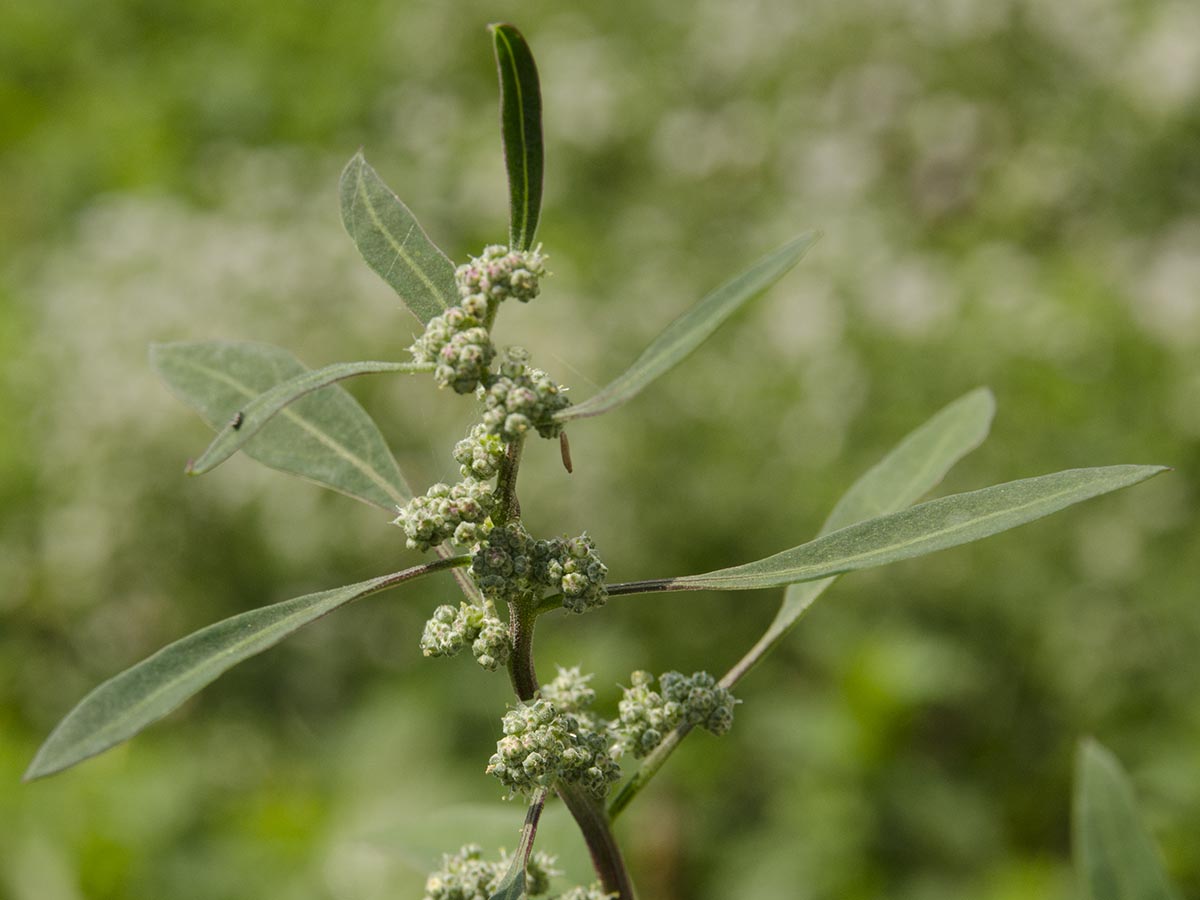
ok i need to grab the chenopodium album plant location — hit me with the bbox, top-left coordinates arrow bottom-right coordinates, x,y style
26,24 -> 1168,900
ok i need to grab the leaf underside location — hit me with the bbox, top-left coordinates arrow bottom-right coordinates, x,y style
1074,739 -> 1180,900
558,233 -> 819,422
491,23 -> 544,253
151,340 -> 412,511
188,359 -> 421,476
25,564 -> 452,781
339,151 -> 459,325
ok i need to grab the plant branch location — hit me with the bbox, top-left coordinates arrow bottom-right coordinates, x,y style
379,554 -> 473,589
436,542 -> 483,603
607,600 -> 788,822
557,782 -> 638,900
607,724 -> 691,821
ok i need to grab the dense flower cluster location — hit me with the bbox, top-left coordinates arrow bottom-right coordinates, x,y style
487,698 -> 621,799
456,244 -> 548,306
470,522 -> 537,602
409,245 -> 547,395
453,424 -> 506,479
422,844 -> 558,900
612,670 -> 738,758
480,347 -> 570,442
411,308 -> 496,394
471,614 -> 510,671
471,523 -> 608,612
393,479 -> 496,551
419,600 -> 510,671
539,666 -> 597,713
546,534 -> 608,614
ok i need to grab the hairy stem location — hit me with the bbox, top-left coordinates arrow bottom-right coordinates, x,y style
494,434 -> 526,526
509,598 -> 540,701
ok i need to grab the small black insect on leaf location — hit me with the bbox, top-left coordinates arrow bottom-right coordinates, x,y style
230,412 -> 244,430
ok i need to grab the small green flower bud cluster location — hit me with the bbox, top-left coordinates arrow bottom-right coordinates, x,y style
456,244 -> 548,306
411,308 -> 496,395
422,844 -> 496,900
612,670 -> 738,758
453,424 -> 505,479
394,479 -> 496,551
471,524 -> 608,613
480,347 -> 570,442
408,246 -> 547,395
422,844 -> 559,900
419,601 -> 510,671
539,665 -> 596,713
470,522 -> 538,602
546,533 -> 608,614
472,614 -> 510,671
487,698 -> 621,799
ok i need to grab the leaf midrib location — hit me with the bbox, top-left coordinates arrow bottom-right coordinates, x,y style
496,26 -> 532,250
353,163 -> 448,310
182,358 -> 408,507
689,473 -> 1116,587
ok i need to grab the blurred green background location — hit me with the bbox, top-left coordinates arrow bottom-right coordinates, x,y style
2,1 -> 1198,898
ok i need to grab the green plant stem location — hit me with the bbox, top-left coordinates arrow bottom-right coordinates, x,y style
483,295 -> 501,332
493,434 -> 526,526
607,724 -> 690,820
534,579 -> 676,615
508,598 -> 540,701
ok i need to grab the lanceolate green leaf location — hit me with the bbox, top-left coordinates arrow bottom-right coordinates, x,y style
758,387 -> 996,657
1074,739 -> 1180,900
151,341 -> 412,511
556,233 -> 819,422
187,359 -> 428,476
609,465 -> 1166,596
490,23 -> 544,252
339,151 -> 458,325
24,557 -> 468,781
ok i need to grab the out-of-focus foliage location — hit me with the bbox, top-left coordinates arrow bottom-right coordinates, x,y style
1,0 -> 1197,898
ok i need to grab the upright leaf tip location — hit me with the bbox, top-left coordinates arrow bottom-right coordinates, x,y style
490,22 -> 544,252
